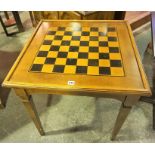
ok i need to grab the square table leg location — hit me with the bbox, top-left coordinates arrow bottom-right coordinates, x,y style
14,88 -> 45,135
111,95 -> 140,140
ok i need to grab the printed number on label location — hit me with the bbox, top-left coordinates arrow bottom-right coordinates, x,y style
67,81 -> 75,85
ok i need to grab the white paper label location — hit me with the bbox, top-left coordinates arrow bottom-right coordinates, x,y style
67,80 -> 75,85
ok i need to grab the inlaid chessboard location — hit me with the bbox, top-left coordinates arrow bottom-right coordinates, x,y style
30,26 -> 124,76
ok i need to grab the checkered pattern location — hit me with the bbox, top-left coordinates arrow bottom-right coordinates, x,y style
30,26 -> 124,76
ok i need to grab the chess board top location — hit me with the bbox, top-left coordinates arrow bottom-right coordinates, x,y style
30,25 -> 124,77
3,20 -> 151,95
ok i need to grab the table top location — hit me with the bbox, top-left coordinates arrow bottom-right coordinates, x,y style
3,20 -> 151,96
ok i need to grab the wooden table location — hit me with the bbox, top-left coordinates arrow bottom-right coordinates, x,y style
2,20 -> 151,140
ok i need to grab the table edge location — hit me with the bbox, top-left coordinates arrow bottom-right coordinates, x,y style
2,81 -> 151,96
126,22 -> 151,95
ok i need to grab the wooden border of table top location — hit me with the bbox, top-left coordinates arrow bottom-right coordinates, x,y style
2,20 -> 151,96
126,21 -> 151,95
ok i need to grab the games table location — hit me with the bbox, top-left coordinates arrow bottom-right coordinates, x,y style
2,20 -> 151,140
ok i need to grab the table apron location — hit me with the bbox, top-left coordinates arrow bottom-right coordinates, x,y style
14,88 -> 142,104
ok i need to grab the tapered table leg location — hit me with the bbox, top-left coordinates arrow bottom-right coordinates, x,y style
111,96 -> 140,140
14,89 -> 45,135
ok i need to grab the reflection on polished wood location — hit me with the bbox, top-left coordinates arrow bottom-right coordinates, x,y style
2,20 -> 151,140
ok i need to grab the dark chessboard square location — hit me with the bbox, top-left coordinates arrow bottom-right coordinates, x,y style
43,40 -> 52,45
58,27 -> 66,31
89,47 -> 99,52
80,41 -> 89,46
90,27 -> 98,31
69,46 -> 79,52
64,31 -> 72,36
108,37 -> 117,41
37,51 -> 48,57
99,32 -> 106,36
47,31 -> 56,35
54,35 -> 63,40
78,52 -> 88,59
31,64 -> 43,72
72,36 -> 80,40
66,59 -> 77,65
99,53 -> 109,59
109,47 -> 119,53
88,59 -> 99,66
57,52 -> 68,58
61,41 -> 70,46
90,36 -> 98,41
45,58 -> 56,64
50,46 -> 60,51
99,41 -> 108,47
108,27 -> 116,32
53,65 -> 65,73
99,67 -> 111,75
81,31 -> 90,36
76,66 -> 87,74
110,60 -> 122,67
